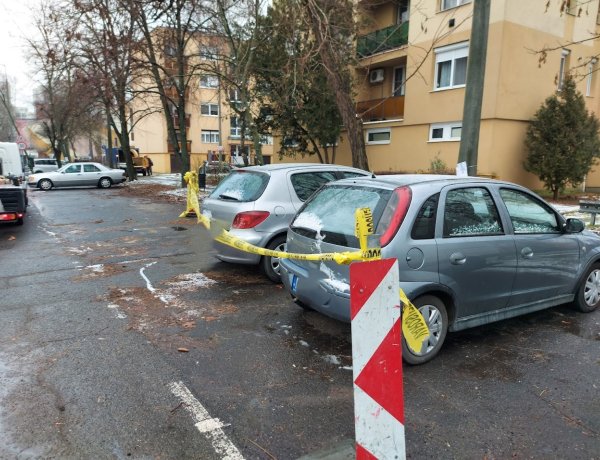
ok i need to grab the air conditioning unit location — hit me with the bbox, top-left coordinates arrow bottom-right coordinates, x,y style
369,68 -> 385,84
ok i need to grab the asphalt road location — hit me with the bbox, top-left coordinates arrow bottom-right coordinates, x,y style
0,183 -> 598,459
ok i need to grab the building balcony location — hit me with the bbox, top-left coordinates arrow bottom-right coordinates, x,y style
356,95 -> 404,121
164,86 -> 190,100
357,21 -> 409,58
173,114 -> 191,130
167,140 -> 192,153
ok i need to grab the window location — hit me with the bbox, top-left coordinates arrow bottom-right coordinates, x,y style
558,49 -> 570,90
397,0 -> 409,23
260,135 -> 273,145
412,194 -> 439,240
201,130 -> 220,144
230,117 -> 242,138
393,66 -> 405,96
587,59 -> 596,97
443,188 -> 503,237
200,103 -> 219,116
200,75 -> 219,88
83,164 -> 100,172
429,122 -> 462,141
499,189 -> 560,234
64,165 -> 81,174
366,128 -> 391,144
211,171 -> 269,202
434,42 -> 468,90
164,43 -> 177,57
199,46 -> 218,60
290,172 -> 337,201
441,0 -> 471,11
229,89 -> 241,102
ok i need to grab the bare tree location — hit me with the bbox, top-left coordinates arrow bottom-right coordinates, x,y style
131,0 -> 215,185
0,77 -> 17,141
28,0 -> 102,165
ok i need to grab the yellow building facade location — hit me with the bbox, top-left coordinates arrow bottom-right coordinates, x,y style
275,0 -> 600,190
130,34 -> 274,174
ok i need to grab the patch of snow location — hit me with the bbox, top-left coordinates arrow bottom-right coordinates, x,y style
299,340 -> 309,347
86,264 -> 104,273
323,355 -> 341,365
293,212 -> 323,232
167,272 -> 217,290
339,366 -> 353,371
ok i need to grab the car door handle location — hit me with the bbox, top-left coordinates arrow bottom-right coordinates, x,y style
521,247 -> 534,258
450,252 -> 466,265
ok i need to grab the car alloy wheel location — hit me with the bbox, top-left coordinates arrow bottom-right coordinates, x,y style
262,235 -> 287,283
99,177 -> 112,189
574,263 -> 600,313
39,179 -> 53,190
402,295 -> 448,365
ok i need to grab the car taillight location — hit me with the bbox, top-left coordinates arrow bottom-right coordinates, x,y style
232,211 -> 270,229
379,186 -> 412,247
0,213 -> 17,221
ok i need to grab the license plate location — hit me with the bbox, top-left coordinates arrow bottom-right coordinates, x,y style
291,275 -> 298,293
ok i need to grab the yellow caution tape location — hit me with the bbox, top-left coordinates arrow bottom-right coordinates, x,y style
182,171 -> 381,264
399,289 -> 431,354
179,171 -> 203,223
215,229 -> 381,265
355,207 -> 374,252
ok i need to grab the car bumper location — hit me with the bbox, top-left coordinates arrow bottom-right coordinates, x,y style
280,259 -> 352,322
212,229 -> 269,265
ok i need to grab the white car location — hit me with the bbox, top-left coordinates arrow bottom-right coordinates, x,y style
28,162 -> 126,190
32,158 -> 61,173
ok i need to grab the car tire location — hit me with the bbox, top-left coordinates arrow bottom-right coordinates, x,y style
402,295 -> 448,365
98,177 -> 112,189
573,263 -> 600,313
261,235 -> 287,283
39,179 -> 53,190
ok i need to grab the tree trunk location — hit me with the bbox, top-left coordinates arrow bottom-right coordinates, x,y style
301,0 -> 369,171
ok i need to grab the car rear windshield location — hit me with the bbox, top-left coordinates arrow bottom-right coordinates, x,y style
209,170 -> 269,202
291,184 -> 392,248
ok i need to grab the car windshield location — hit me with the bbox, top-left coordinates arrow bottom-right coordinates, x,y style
209,170 -> 269,202
291,184 -> 392,248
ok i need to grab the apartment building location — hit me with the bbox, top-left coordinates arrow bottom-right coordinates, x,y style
130,34 -> 274,174
276,0 -> 600,190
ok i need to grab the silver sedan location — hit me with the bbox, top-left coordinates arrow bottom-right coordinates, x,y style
28,162 -> 127,190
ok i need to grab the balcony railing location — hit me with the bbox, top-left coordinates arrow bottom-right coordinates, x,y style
356,95 -> 405,121
168,140 -> 192,152
357,21 -> 409,58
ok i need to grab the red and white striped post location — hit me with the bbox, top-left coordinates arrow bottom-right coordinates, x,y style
350,258 -> 405,460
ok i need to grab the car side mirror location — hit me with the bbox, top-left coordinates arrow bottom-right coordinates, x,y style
564,218 -> 585,233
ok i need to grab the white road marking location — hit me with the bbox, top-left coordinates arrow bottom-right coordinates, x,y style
169,381 -> 244,459
139,262 -> 171,304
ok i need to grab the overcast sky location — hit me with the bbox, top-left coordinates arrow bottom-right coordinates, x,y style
0,0 -> 41,110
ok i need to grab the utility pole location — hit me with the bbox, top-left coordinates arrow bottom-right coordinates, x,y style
458,0 -> 490,176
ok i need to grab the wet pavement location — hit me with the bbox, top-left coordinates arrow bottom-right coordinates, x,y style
0,181 -> 598,459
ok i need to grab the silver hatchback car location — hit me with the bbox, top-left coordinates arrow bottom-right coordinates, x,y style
280,175 -> 599,364
201,163 -> 372,282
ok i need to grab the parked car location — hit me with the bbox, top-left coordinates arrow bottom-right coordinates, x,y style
280,174 -> 600,364
201,163 -> 373,282
32,158 -> 61,173
199,161 -> 237,187
28,162 -> 126,190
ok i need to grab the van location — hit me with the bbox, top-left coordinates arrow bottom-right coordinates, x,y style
32,158 -> 60,173
0,142 -> 24,179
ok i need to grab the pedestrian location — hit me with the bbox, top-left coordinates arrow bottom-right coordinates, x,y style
145,156 -> 153,176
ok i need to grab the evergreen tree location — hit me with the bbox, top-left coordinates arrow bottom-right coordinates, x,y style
524,76 -> 600,199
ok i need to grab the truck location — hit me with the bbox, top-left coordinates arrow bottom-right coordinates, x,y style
114,148 -> 150,176
0,142 -> 27,225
